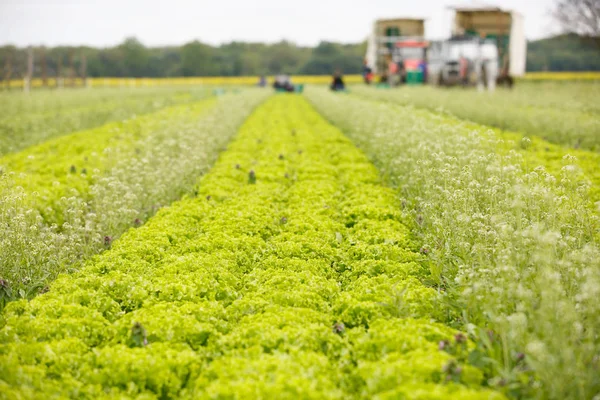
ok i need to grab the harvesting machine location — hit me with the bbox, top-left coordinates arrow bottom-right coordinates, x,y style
427,36 -> 500,89
446,3 -> 526,87
365,18 -> 429,85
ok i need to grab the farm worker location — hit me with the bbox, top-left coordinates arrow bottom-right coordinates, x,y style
330,70 -> 345,91
388,57 -> 399,86
459,55 -> 469,86
397,60 -> 407,84
362,59 -> 373,84
418,60 -> 427,82
273,74 -> 294,92
282,75 -> 295,92
273,74 -> 285,90
257,75 -> 267,87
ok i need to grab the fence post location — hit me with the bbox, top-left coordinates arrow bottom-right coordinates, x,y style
24,47 -> 33,93
2,54 -> 12,91
80,53 -> 88,88
68,49 -> 75,87
41,47 -> 48,87
57,56 -> 63,89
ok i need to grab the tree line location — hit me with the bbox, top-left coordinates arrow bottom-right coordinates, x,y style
0,35 -> 597,81
0,38 -> 366,80
526,33 -> 600,72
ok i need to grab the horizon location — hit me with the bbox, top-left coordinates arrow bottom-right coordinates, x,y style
0,32 -> 567,50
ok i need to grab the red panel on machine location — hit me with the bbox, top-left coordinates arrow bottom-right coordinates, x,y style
395,41 -> 428,48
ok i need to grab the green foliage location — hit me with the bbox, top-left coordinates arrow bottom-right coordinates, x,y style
0,87 -> 210,155
307,87 -> 600,399
0,90 -> 268,301
300,42 -> 366,75
119,38 -> 151,78
0,33 -> 596,80
0,39 -> 365,79
181,41 -> 217,77
348,84 -> 600,202
351,82 -> 600,151
527,34 -> 600,72
0,96 -> 502,399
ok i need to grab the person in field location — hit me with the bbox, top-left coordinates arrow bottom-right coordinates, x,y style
388,56 -> 399,86
330,70 -> 345,91
459,55 -> 469,86
273,74 -> 294,92
397,60 -> 407,84
362,60 -> 373,84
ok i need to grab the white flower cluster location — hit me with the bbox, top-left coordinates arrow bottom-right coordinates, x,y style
350,82 -> 600,151
0,87 -> 209,155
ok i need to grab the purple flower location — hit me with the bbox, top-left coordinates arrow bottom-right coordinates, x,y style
454,333 -> 467,344
442,360 -> 462,381
333,322 -> 345,334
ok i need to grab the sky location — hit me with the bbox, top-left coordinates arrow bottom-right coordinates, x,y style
0,0 -> 558,48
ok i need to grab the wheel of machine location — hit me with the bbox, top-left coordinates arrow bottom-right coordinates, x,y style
437,73 -> 444,87
496,75 -> 514,89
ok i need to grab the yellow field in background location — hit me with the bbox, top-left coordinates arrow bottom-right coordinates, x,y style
521,71 -> 600,80
2,72 -> 598,89
2,75 -> 364,89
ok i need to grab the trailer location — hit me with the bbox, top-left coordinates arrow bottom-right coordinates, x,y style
449,3 -> 527,86
365,18 -> 429,85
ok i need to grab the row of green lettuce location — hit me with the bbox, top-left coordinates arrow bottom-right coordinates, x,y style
306,87 -> 600,399
0,95 -> 504,399
0,89 -> 269,302
0,87 -> 215,156
350,82 -> 600,152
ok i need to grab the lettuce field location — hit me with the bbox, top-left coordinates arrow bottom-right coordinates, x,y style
0,83 -> 599,399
